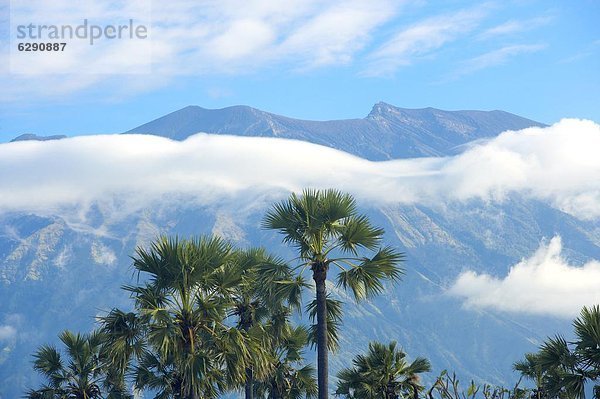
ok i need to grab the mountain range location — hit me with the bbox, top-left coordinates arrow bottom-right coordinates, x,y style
126,102 -> 545,159
0,103 -> 591,398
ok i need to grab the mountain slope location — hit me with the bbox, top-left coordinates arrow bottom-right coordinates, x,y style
126,102 -> 545,160
1,197 -> 590,397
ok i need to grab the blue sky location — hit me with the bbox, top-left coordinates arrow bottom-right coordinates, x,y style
0,0 -> 598,142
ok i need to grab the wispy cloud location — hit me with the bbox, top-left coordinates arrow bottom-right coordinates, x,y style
449,236 -> 600,318
363,5 -> 490,76
0,119 -> 599,221
559,39 -> 600,64
276,0 -> 397,69
1,0 -> 400,101
0,1 -> 568,101
449,43 -> 546,79
478,15 -> 553,40
466,43 -> 546,70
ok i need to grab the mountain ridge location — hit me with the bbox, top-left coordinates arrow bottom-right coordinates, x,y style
126,102 -> 546,160
10,133 -> 67,142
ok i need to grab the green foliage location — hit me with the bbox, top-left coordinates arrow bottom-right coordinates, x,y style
25,234 -> 315,399
262,189 -> 405,302
223,247 -> 310,398
253,321 -> 318,399
26,330 -> 126,399
335,341 -> 431,399
35,189 -> 594,399
306,296 -> 343,351
429,370 -> 526,399
226,247 -> 306,329
122,236 -> 300,397
513,306 -> 600,399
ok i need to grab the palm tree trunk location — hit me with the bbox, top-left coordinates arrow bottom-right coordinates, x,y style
272,385 -> 283,399
409,382 -> 419,399
385,382 -> 399,399
313,263 -> 329,399
241,313 -> 254,399
245,368 -> 254,399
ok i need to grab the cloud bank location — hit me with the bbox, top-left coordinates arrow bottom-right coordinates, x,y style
0,119 -> 599,220
449,236 -> 600,318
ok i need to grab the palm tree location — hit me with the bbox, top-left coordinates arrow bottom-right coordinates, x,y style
225,248 -> 306,399
335,341 -> 431,399
26,330 -> 118,399
130,236 -> 238,398
100,236 -> 271,399
536,336 -> 582,399
97,308 -> 147,397
534,306 -> 600,399
253,316 -> 318,399
572,305 -> 600,377
514,353 -> 546,399
263,189 -> 405,398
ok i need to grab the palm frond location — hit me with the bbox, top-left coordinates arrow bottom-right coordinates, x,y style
406,356 -> 432,375
538,335 -> 574,371
306,295 -> 343,323
305,296 -> 343,351
32,345 -> 63,380
335,214 -> 383,254
336,246 -> 404,300
574,305 -> 600,368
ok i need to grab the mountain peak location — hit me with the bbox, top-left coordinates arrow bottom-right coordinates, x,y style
367,102 -> 446,119
10,133 -> 67,142
368,101 -> 393,117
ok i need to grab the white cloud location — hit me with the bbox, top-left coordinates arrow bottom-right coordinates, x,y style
277,0 -> 396,69
449,236 -> 600,318
0,119 -> 599,221
0,325 -> 17,341
208,19 -> 275,61
1,0 -> 399,101
364,5 -> 489,75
